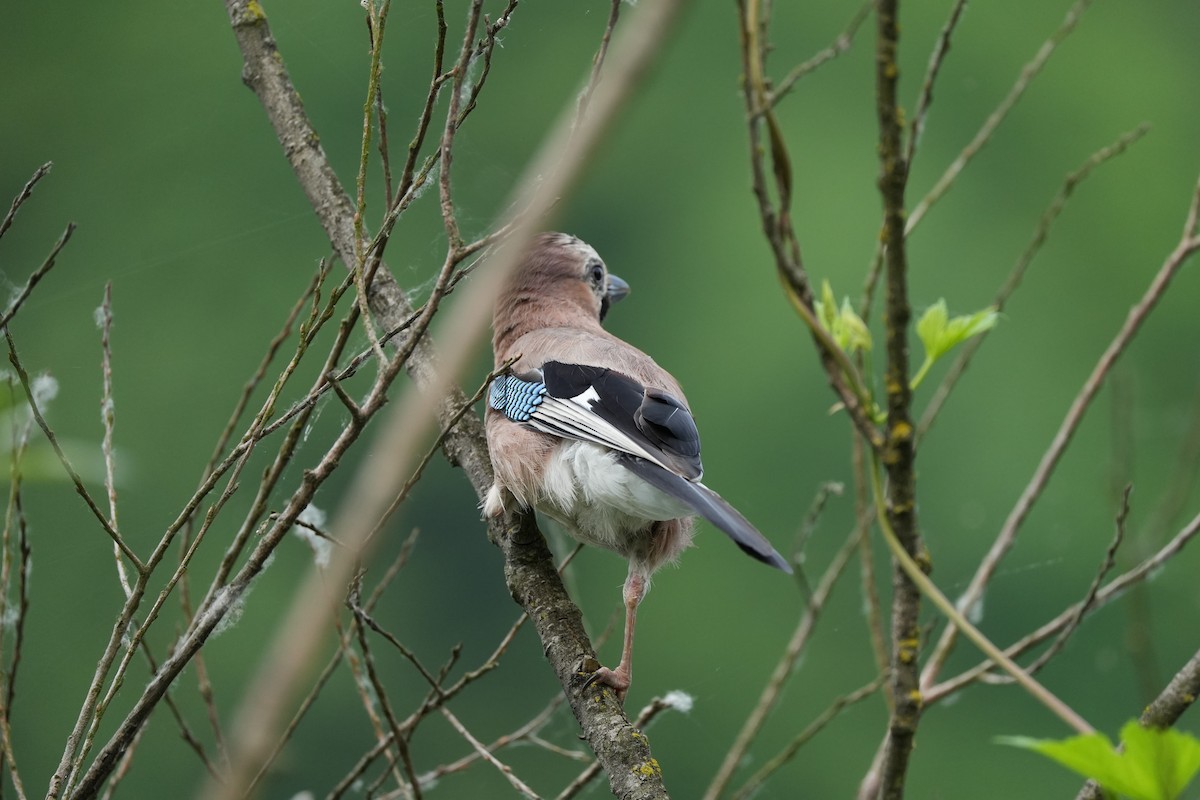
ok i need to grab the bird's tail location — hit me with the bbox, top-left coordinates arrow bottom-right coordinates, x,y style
617,454 -> 792,573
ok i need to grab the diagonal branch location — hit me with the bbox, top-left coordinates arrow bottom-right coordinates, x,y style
218,2 -> 693,798
922,173 -> 1200,689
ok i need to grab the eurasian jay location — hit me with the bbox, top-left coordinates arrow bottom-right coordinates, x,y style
484,232 -> 791,699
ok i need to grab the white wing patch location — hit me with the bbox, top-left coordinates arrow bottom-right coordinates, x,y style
526,388 -> 683,478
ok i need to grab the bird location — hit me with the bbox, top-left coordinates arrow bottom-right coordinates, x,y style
484,232 -> 791,700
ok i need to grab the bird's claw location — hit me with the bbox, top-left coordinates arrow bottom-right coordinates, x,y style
583,665 -> 630,703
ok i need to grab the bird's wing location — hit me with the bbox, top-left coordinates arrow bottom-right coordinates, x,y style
489,361 -> 703,480
488,362 -> 791,573
617,454 -> 792,573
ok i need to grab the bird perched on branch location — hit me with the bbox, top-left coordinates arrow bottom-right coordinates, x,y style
484,232 -> 791,700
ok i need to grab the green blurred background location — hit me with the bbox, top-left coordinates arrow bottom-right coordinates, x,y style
3,0 -> 1200,797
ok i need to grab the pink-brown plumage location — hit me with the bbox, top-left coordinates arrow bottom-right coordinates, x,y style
484,232 -> 787,699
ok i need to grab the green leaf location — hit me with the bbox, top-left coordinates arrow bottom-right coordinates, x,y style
814,280 -> 871,354
838,297 -> 872,353
999,722 -> 1200,800
1121,722 -> 1200,800
916,300 -> 998,364
916,299 -> 949,359
815,280 -> 838,334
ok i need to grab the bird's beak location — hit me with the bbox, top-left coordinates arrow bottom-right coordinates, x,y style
606,274 -> 630,304
600,274 -> 630,322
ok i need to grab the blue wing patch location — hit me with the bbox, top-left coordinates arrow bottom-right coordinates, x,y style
489,374 -> 547,422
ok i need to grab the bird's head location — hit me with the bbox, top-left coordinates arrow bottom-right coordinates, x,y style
511,232 -> 629,324
492,233 -> 631,360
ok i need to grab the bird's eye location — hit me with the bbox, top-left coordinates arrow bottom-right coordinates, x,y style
589,262 -> 605,286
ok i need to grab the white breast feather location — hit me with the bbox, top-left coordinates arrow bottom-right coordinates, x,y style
540,441 -> 690,553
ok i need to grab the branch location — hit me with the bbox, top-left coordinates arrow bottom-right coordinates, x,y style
210,2 -> 693,798
925,509 -> 1200,703
870,458 -> 1096,736
703,515 -> 865,800
916,123 -> 1151,441
1074,646 -> 1200,800
0,162 -> 52,241
922,172 -> 1200,689
904,0 -> 1095,234
872,1 -> 927,796
736,0 -> 884,451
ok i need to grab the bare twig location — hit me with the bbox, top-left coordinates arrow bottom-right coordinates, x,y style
733,674 -> 886,800
905,0 -> 1095,234
926,509 -> 1200,705
5,332 -> 142,571
200,4 -> 693,799
439,707 -> 542,800
923,173 -> 1200,690
97,284 -> 133,600
0,162 -> 52,240
574,0 -> 622,127
349,586 -> 423,800
0,452 -> 31,800
353,0 -> 394,364
917,124 -> 1150,441
703,518 -> 865,800
768,0 -> 873,106
418,694 -> 573,786
0,222 -> 74,332
737,0 -> 884,451
998,484 -> 1131,681
436,0 -> 483,251
904,0 -> 967,168
398,2 -> 447,201
869,459 -> 1095,736
363,358 -> 516,552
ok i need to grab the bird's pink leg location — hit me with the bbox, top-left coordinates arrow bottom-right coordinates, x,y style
587,571 -> 647,702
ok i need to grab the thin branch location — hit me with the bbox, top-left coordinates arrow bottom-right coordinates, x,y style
926,508 -> 1200,705
1001,484 -> 1131,681
349,588 -> 423,800
904,0 -> 967,168
917,123 -> 1150,441
703,516 -> 866,800
869,459 -> 1095,735
98,284 -> 134,600
0,162 -> 52,241
922,172 -> 1200,690
768,0 -> 873,106
353,0 -> 393,365
733,674 -> 886,800
398,2 -> 446,199
363,358 -> 515,552
438,707 -> 541,800
0,461 -> 31,800
418,694 -> 573,787
0,222 -> 74,331
736,0 -> 884,451
905,0 -> 1094,235
435,0 -> 483,250
5,332 -> 143,572
574,0 -> 622,127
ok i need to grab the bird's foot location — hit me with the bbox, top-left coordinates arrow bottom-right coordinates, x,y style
584,664 -> 630,703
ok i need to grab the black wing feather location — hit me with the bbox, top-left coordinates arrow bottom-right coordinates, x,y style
542,361 -> 703,479
617,454 -> 792,573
